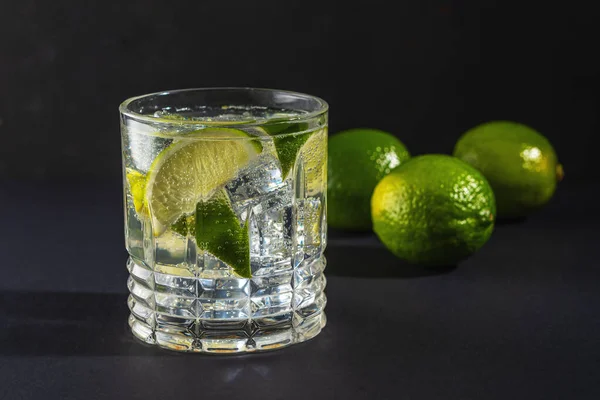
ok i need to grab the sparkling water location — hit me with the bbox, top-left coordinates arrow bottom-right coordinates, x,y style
122,107 -> 327,353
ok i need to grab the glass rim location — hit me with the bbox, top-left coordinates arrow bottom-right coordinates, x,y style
119,87 -> 329,128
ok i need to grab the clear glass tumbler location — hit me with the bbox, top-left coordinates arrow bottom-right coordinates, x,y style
120,88 -> 328,353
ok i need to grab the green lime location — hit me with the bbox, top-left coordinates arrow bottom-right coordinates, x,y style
453,121 -> 563,218
328,128 -> 410,231
262,121 -> 312,178
125,168 -> 147,215
169,126 -> 327,229
167,192 -> 251,278
195,190 -> 251,278
371,155 -> 495,266
143,128 -> 261,277
171,214 -> 195,236
298,128 -> 327,195
144,128 -> 261,235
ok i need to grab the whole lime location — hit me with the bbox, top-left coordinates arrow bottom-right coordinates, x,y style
453,121 -> 563,218
328,128 -> 410,231
371,155 -> 496,266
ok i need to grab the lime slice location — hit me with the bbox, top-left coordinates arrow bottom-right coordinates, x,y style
263,122 -> 311,177
125,168 -> 147,215
145,128 -> 261,235
169,195 -> 251,278
262,121 -> 327,185
195,190 -> 251,278
171,214 -> 195,236
300,128 -> 328,195
170,192 -> 250,277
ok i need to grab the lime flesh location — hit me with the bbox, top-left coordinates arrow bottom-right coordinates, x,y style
142,128 -> 260,277
144,128 -> 261,235
126,168 -> 147,215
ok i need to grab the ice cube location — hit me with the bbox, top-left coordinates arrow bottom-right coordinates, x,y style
226,153 -> 288,220
249,201 -> 293,276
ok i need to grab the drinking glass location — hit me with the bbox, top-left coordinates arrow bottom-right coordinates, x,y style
120,88 -> 328,353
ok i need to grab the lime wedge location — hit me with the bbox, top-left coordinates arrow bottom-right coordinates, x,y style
125,169 -> 147,215
300,128 -> 328,195
171,214 -> 195,236
170,195 -> 250,278
145,128 -> 261,235
195,190 -> 251,278
264,122 -> 328,189
263,122 -> 311,177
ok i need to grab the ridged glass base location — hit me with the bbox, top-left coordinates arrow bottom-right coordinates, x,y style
126,256 -> 327,353
128,309 -> 327,353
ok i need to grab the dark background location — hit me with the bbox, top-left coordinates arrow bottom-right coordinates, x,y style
0,0 -> 598,181
2,1 -> 600,399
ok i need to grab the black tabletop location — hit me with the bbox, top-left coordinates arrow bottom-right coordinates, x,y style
1,181 -> 599,400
